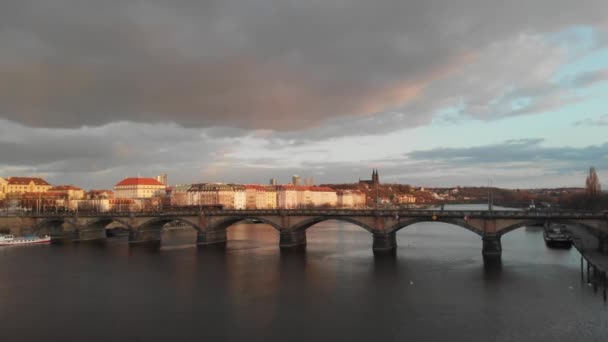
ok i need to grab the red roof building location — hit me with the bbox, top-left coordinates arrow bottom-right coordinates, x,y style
115,178 -> 164,187
114,177 -> 166,199
49,185 -> 85,200
7,177 -> 51,186
2,176 -> 52,197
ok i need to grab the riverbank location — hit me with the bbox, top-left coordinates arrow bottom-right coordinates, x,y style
570,227 -> 608,300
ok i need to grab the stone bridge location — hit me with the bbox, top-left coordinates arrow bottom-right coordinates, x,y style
2,209 -> 607,257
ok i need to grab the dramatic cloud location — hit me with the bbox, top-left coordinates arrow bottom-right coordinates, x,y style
0,120 -> 231,187
1,0 -> 607,130
1,1 -> 607,188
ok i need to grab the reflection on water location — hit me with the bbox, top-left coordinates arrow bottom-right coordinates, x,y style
1,217 -> 607,341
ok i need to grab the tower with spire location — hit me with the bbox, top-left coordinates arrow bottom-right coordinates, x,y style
372,169 -> 380,185
358,169 -> 381,187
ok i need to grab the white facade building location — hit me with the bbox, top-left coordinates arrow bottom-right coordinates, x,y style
338,190 -> 366,208
277,186 -> 299,209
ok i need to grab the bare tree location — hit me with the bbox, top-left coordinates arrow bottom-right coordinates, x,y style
585,167 -> 601,197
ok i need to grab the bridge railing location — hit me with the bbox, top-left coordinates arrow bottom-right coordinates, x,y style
7,208 -> 607,219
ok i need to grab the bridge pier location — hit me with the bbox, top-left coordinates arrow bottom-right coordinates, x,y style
49,231 -> 78,244
373,232 -> 397,255
482,235 -> 502,258
129,229 -> 162,246
279,230 -> 307,249
197,229 -> 227,245
74,229 -> 106,242
598,235 -> 608,254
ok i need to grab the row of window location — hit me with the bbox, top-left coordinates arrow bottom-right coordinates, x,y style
1,186 -> 50,192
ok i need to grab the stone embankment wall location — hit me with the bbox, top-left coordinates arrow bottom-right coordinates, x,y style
0,217 -> 35,235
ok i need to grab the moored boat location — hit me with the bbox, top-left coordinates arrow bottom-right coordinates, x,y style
0,234 -> 51,246
543,224 -> 572,248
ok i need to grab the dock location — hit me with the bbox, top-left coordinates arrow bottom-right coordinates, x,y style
570,226 -> 608,301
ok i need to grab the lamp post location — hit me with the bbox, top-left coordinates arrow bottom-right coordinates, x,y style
487,178 -> 493,211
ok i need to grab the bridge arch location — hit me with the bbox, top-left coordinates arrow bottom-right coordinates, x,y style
290,216 -> 376,233
388,217 -> 484,236
207,217 -> 283,232
136,217 -> 202,232
32,217 -> 80,235
83,217 -> 134,231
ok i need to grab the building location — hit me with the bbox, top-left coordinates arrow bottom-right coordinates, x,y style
294,186 -> 310,207
338,190 -> 366,208
0,177 -> 7,200
73,191 -> 116,212
277,185 -> 299,209
71,199 -> 111,212
232,185 -> 246,210
109,198 -> 138,212
114,177 -> 166,199
188,183 -> 212,206
264,186 -> 277,209
359,169 -> 380,187
269,178 -> 278,186
245,185 -> 258,209
276,185 -> 337,209
170,184 -> 191,206
1,177 -> 53,199
156,174 -> 168,186
86,190 -> 114,200
292,175 -> 301,186
395,194 -> 417,204
245,185 -> 268,209
187,183 -> 245,209
71,198 -> 142,212
49,185 -> 85,200
19,192 -> 67,212
310,186 -> 338,207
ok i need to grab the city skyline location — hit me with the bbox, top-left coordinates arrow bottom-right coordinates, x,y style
0,1 -> 607,189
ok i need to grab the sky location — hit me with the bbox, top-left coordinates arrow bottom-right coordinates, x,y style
1,0 -> 607,190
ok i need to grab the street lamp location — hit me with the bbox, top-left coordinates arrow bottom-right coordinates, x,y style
487,178 -> 494,211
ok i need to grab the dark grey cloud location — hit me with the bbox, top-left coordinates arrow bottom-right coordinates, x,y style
406,139 -> 608,172
261,34 -> 606,143
0,120 -> 225,188
1,0 -> 607,131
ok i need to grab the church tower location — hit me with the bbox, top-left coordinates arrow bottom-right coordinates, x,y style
372,169 -> 380,185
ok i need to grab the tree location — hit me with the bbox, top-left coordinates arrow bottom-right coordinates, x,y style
585,167 -> 601,197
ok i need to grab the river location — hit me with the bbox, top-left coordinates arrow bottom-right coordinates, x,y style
1,207 -> 607,341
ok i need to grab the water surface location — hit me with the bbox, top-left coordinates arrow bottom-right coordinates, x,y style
1,217 -> 607,341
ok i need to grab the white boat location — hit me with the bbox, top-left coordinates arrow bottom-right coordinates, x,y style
0,234 -> 51,246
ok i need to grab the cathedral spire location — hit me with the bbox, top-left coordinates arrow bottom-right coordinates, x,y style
372,169 -> 379,185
